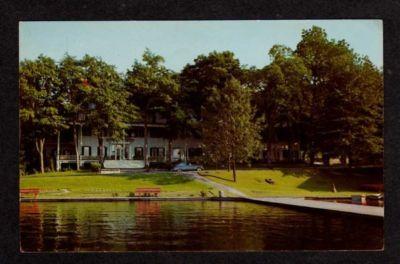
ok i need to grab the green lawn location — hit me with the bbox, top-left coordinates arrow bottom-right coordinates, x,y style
20,171 -> 217,198
199,168 -> 381,197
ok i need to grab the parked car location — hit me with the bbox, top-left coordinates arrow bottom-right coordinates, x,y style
171,162 -> 204,172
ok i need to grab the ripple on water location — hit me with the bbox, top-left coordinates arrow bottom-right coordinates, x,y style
20,201 -> 383,251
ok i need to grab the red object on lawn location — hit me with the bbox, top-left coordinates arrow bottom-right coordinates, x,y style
20,188 -> 40,199
134,187 -> 161,197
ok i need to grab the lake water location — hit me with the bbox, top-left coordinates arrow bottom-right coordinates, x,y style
20,201 -> 383,251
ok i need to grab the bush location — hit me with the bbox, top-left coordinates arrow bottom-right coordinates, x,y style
90,162 -> 101,172
149,162 -> 171,170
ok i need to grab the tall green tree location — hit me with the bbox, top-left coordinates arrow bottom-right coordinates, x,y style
251,45 -> 310,163
20,55 -> 67,173
180,51 -> 243,136
125,49 -> 178,167
58,54 -> 90,170
295,26 -> 334,164
81,55 -> 138,165
295,26 -> 383,166
321,55 -> 383,165
202,78 -> 261,181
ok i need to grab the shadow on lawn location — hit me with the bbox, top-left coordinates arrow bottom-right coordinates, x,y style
282,167 -> 382,193
279,167 -> 319,178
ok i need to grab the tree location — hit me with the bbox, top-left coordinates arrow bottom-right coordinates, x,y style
202,78 -> 261,181
321,56 -> 383,165
295,26 -> 337,164
251,45 -> 310,163
58,54 -> 89,170
180,51 -> 243,137
81,55 -> 138,165
125,49 -> 178,168
296,26 -> 383,166
20,55 -> 67,173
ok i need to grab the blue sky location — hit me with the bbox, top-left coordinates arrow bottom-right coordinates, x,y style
19,20 -> 383,73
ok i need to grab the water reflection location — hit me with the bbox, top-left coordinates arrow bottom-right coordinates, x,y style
20,201 -> 383,252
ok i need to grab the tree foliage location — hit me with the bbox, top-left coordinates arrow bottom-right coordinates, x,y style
19,26 -> 383,173
201,78 -> 261,180
125,49 -> 178,167
180,51 -> 243,136
295,26 -> 383,165
20,55 -> 67,173
58,54 -> 89,169
81,55 -> 138,164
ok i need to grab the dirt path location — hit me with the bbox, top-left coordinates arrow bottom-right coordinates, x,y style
184,172 -> 248,197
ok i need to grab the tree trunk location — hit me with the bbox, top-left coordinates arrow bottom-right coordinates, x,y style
323,153 -> 330,166
265,112 -> 277,164
184,139 -> 188,163
267,139 -> 273,164
309,145 -> 315,166
347,152 -> 353,168
227,155 -> 231,172
144,113 -> 149,169
73,125 -> 80,171
232,158 -> 237,182
56,130 -> 60,171
167,139 -> 172,165
98,134 -> 104,166
35,137 -> 45,173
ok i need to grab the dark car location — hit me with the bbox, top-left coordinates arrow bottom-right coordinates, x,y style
171,162 -> 204,172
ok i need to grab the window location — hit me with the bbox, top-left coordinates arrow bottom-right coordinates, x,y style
150,147 -> 165,158
158,148 -> 165,157
81,146 -> 91,156
172,148 -> 183,159
134,147 -> 143,160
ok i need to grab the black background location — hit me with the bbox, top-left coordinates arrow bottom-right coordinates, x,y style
1,0 -> 399,263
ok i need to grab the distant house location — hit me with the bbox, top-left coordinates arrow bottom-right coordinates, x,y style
44,114 -> 302,170
45,114 -> 203,170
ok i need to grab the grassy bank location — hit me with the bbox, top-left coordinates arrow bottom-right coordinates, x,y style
20,171 -> 217,198
199,168 -> 381,197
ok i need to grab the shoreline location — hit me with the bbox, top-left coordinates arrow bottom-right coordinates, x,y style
20,196 -> 246,202
20,196 -> 384,219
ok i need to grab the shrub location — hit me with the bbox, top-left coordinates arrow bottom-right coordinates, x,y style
90,162 -> 101,172
82,162 -> 91,170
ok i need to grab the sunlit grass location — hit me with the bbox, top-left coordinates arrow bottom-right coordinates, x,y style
20,171 -> 217,198
199,168 -> 378,197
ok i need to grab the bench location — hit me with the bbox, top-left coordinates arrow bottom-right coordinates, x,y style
20,188 -> 40,199
134,188 -> 161,197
